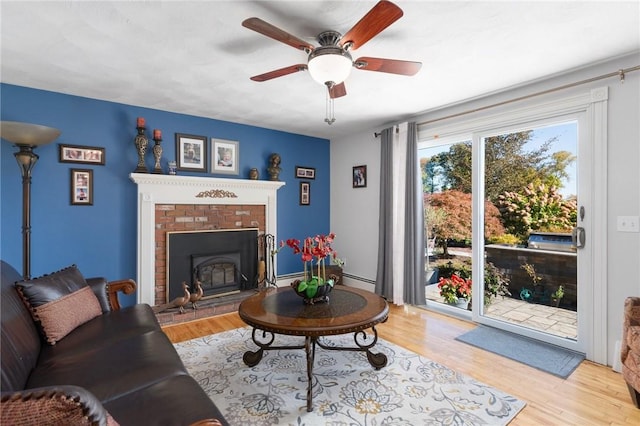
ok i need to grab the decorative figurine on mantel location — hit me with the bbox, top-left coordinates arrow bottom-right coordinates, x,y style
267,153 -> 281,181
168,160 -> 177,175
249,168 -> 259,180
133,117 -> 149,173
152,129 -> 163,174
189,280 -> 203,310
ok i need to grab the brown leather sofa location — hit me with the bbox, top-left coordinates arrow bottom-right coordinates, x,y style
622,296 -> 640,408
0,260 -> 227,425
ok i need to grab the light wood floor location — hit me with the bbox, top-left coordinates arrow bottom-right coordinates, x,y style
162,304 -> 640,425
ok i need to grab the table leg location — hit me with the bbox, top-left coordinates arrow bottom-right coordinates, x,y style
243,328 -> 306,367
243,328 -> 275,367
305,336 -> 316,412
243,348 -> 263,367
356,327 -> 388,369
315,326 -> 388,370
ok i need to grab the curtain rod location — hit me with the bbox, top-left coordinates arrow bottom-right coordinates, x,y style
374,125 -> 400,138
416,65 -> 639,127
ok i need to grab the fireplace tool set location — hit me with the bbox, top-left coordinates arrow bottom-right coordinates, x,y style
258,234 -> 278,289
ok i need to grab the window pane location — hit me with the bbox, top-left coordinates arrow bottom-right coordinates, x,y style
482,122 -> 578,340
420,140 -> 473,309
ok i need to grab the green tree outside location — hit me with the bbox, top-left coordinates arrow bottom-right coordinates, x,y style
421,131 -> 576,246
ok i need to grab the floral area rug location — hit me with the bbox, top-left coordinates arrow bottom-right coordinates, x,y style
174,327 -> 526,426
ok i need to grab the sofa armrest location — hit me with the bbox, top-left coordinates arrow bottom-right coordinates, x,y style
106,279 -> 137,311
86,277 -> 111,313
1,385 -> 117,426
189,420 -> 224,426
86,278 -> 137,312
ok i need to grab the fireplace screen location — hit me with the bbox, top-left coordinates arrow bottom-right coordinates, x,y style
192,253 -> 243,298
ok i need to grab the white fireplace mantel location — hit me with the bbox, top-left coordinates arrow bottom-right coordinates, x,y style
130,173 -> 285,305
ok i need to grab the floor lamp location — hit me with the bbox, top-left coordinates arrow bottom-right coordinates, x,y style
1,121 -> 61,279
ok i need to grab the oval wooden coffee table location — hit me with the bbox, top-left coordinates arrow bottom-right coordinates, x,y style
238,285 -> 389,412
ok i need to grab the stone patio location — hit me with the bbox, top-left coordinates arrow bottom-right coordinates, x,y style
426,284 -> 577,340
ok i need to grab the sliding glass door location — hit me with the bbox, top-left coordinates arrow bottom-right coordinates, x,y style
420,115 -> 589,354
473,119 -> 584,352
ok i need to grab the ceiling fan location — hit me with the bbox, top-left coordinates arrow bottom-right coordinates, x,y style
242,0 -> 422,99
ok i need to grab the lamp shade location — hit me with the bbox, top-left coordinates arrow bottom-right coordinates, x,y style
307,47 -> 353,85
1,121 -> 61,147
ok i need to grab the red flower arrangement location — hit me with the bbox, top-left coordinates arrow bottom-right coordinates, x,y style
280,232 -> 339,297
437,273 -> 472,304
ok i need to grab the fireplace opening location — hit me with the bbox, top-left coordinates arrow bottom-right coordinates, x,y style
192,253 -> 245,298
167,229 -> 258,302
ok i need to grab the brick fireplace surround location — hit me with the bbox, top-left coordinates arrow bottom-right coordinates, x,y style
130,174 -> 285,325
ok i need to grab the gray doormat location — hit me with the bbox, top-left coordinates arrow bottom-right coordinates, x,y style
455,325 -> 585,378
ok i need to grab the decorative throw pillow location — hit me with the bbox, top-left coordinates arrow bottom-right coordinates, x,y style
1,386 -> 120,426
15,265 -> 102,345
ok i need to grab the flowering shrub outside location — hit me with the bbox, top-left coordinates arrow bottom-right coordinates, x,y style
497,182 -> 577,242
437,273 -> 472,304
431,259 -> 510,307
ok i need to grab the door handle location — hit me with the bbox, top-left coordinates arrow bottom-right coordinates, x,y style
572,227 -> 585,249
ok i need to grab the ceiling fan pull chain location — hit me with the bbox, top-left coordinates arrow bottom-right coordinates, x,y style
325,91 -> 336,125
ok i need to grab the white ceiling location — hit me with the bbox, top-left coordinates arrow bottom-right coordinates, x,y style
2,1 -> 639,140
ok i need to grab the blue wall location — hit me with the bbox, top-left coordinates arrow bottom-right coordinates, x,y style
1,84 -> 330,304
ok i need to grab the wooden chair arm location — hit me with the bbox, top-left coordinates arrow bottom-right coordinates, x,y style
106,279 -> 136,310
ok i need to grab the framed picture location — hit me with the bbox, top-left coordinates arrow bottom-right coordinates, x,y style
295,166 -> 316,180
211,139 -> 239,175
59,144 -> 105,165
176,133 -> 207,172
70,169 -> 93,205
299,181 -> 310,206
353,165 -> 367,188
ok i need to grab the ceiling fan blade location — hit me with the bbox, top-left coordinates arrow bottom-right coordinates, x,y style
250,64 -> 308,82
328,82 -> 347,99
339,1 -> 403,50
354,57 -> 422,76
242,18 -> 315,52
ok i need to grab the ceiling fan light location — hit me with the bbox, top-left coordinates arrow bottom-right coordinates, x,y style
307,48 -> 353,86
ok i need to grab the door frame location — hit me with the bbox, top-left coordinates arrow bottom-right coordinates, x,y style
419,87 -> 609,363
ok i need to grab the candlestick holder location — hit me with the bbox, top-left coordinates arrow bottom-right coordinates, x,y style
134,126 -> 149,173
152,135 -> 163,174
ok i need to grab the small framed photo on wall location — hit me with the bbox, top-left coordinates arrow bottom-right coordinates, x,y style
353,165 -> 367,188
70,169 -> 93,205
211,138 -> 239,175
176,133 -> 207,172
295,166 -> 316,179
299,182 -> 310,206
59,144 -> 105,165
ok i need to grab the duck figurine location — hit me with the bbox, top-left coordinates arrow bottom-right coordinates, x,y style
152,281 -> 190,314
190,280 -> 203,310
174,281 -> 191,314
